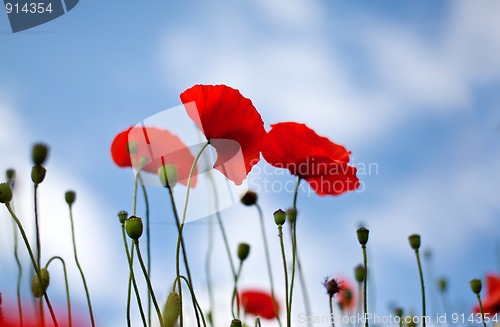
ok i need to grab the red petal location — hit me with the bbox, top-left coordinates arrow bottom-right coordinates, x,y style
181,84 -> 266,185
111,127 -> 133,168
240,289 -> 280,320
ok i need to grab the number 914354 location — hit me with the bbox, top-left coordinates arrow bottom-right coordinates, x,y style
5,2 -> 53,14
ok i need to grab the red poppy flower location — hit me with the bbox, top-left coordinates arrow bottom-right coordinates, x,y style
111,126 -> 197,187
337,278 -> 356,312
474,274 -> 500,314
262,122 -> 359,196
180,84 -> 266,185
240,289 -> 280,320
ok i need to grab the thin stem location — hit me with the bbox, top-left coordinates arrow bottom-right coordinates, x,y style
357,282 -> 362,327
255,317 -> 262,327
68,204 -> 95,327
278,224 -> 290,327
138,174 -> 152,327
329,297 -> 335,327
121,226 -> 147,327
362,247 -> 368,327
175,275 -> 208,327
256,203 -> 281,327
476,294 -> 487,327
11,212 -> 23,326
414,250 -> 426,327
166,185 -> 201,327
175,141 -> 210,327
134,240 -> 163,325
5,203 -> 58,327
34,184 -> 44,327
231,262 -> 243,319
45,256 -> 72,327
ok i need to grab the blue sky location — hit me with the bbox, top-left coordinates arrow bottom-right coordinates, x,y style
1,1 -> 500,326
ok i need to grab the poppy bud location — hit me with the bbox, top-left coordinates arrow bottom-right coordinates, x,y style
31,268 -> 50,298
287,208 -> 297,224
31,165 -> 46,185
0,183 -> 13,204
323,277 -> 341,299
354,264 -> 366,283
230,319 -> 242,327
470,279 -> 482,295
237,243 -> 251,261
127,141 -> 138,154
65,190 -> 76,206
394,307 -> 403,318
125,216 -> 143,240
274,209 -> 286,225
240,190 -> 257,206
438,278 -> 447,293
118,210 -> 128,224
162,290 -> 181,327
356,227 -> 369,246
408,234 -> 421,250
32,143 -> 49,165
6,168 -> 15,182
158,164 -> 178,188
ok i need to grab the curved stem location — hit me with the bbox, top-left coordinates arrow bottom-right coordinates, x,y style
362,247 -> 368,327
256,203 -> 281,327
5,203 -> 58,327
134,240 -> 163,325
34,184 -> 44,326
174,275 -> 208,327
68,204 -> 95,327
11,211 -> 23,326
476,294 -> 487,327
138,174 -> 152,327
175,141 -> 210,327
46,256 -> 72,327
121,226 -> 147,327
278,224 -> 290,327
414,250 -> 426,327
329,297 -> 335,327
231,262 -> 243,319
166,185 -> 201,327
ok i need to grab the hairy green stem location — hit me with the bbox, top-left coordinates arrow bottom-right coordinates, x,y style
414,250 -> 426,327
329,297 -> 335,327
362,246 -> 368,327
174,275 -> 208,327
138,174 -> 152,327
46,256 -> 72,327
34,184 -> 44,326
10,197 -> 23,327
278,224 -> 290,327
476,294 -> 487,327
231,262 -> 243,319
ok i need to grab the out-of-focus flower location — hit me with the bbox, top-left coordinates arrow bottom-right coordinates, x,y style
239,289 -> 280,320
262,122 -> 359,196
337,278 -> 356,312
474,274 -> 500,314
180,84 -> 266,185
110,126 -> 197,187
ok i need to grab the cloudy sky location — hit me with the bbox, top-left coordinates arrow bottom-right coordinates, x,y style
1,1 -> 500,326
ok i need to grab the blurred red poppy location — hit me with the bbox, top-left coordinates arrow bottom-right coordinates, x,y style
337,278 -> 356,312
180,84 -> 266,185
110,126 -> 197,187
262,122 -> 359,196
240,289 -> 280,320
474,274 -> 500,314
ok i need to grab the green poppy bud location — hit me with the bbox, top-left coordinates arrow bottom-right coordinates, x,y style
6,168 -> 15,183
162,290 -> 181,327
31,165 -> 46,185
31,268 -> 50,298
65,190 -> 76,206
0,183 -> 13,204
230,319 -> 242,327
240,190 -> 257,206
394,307 -> 403,318
118,210 -> 128,224
470,279 -> 482,295
32,143 -> 49,165
287,208 -> 297,224
237,243 -> 251,261
354,264 -> 366,283
158,164 -> 178,188
274,209 -> 286,225
438,278 -> 447,293
125,216 -> 143,240
356,227 -> 369,246
408,234 -> 421,250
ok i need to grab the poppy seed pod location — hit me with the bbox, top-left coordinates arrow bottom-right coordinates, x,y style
240,190 -> 257,206
6,168 -> 15,182
31,268 -> 50,298
65,190 -> 76,206
162,291 -> 181,327
438,278 -> 447,292
230,319 -> 242,327
356,227 -> 369,246
408,234 -> 421,250
158,164 -> 178,188
31,165 -> 46,185
354,264 -> 366,283
274,209 -> 286,225
125,216 -> 143,240
118,210 -> 128,224
0,183 -> 13,204
287,208 -> 297,224
32,143 -> 49,165
470,279 -> 482,295
237,243 -> 251,261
